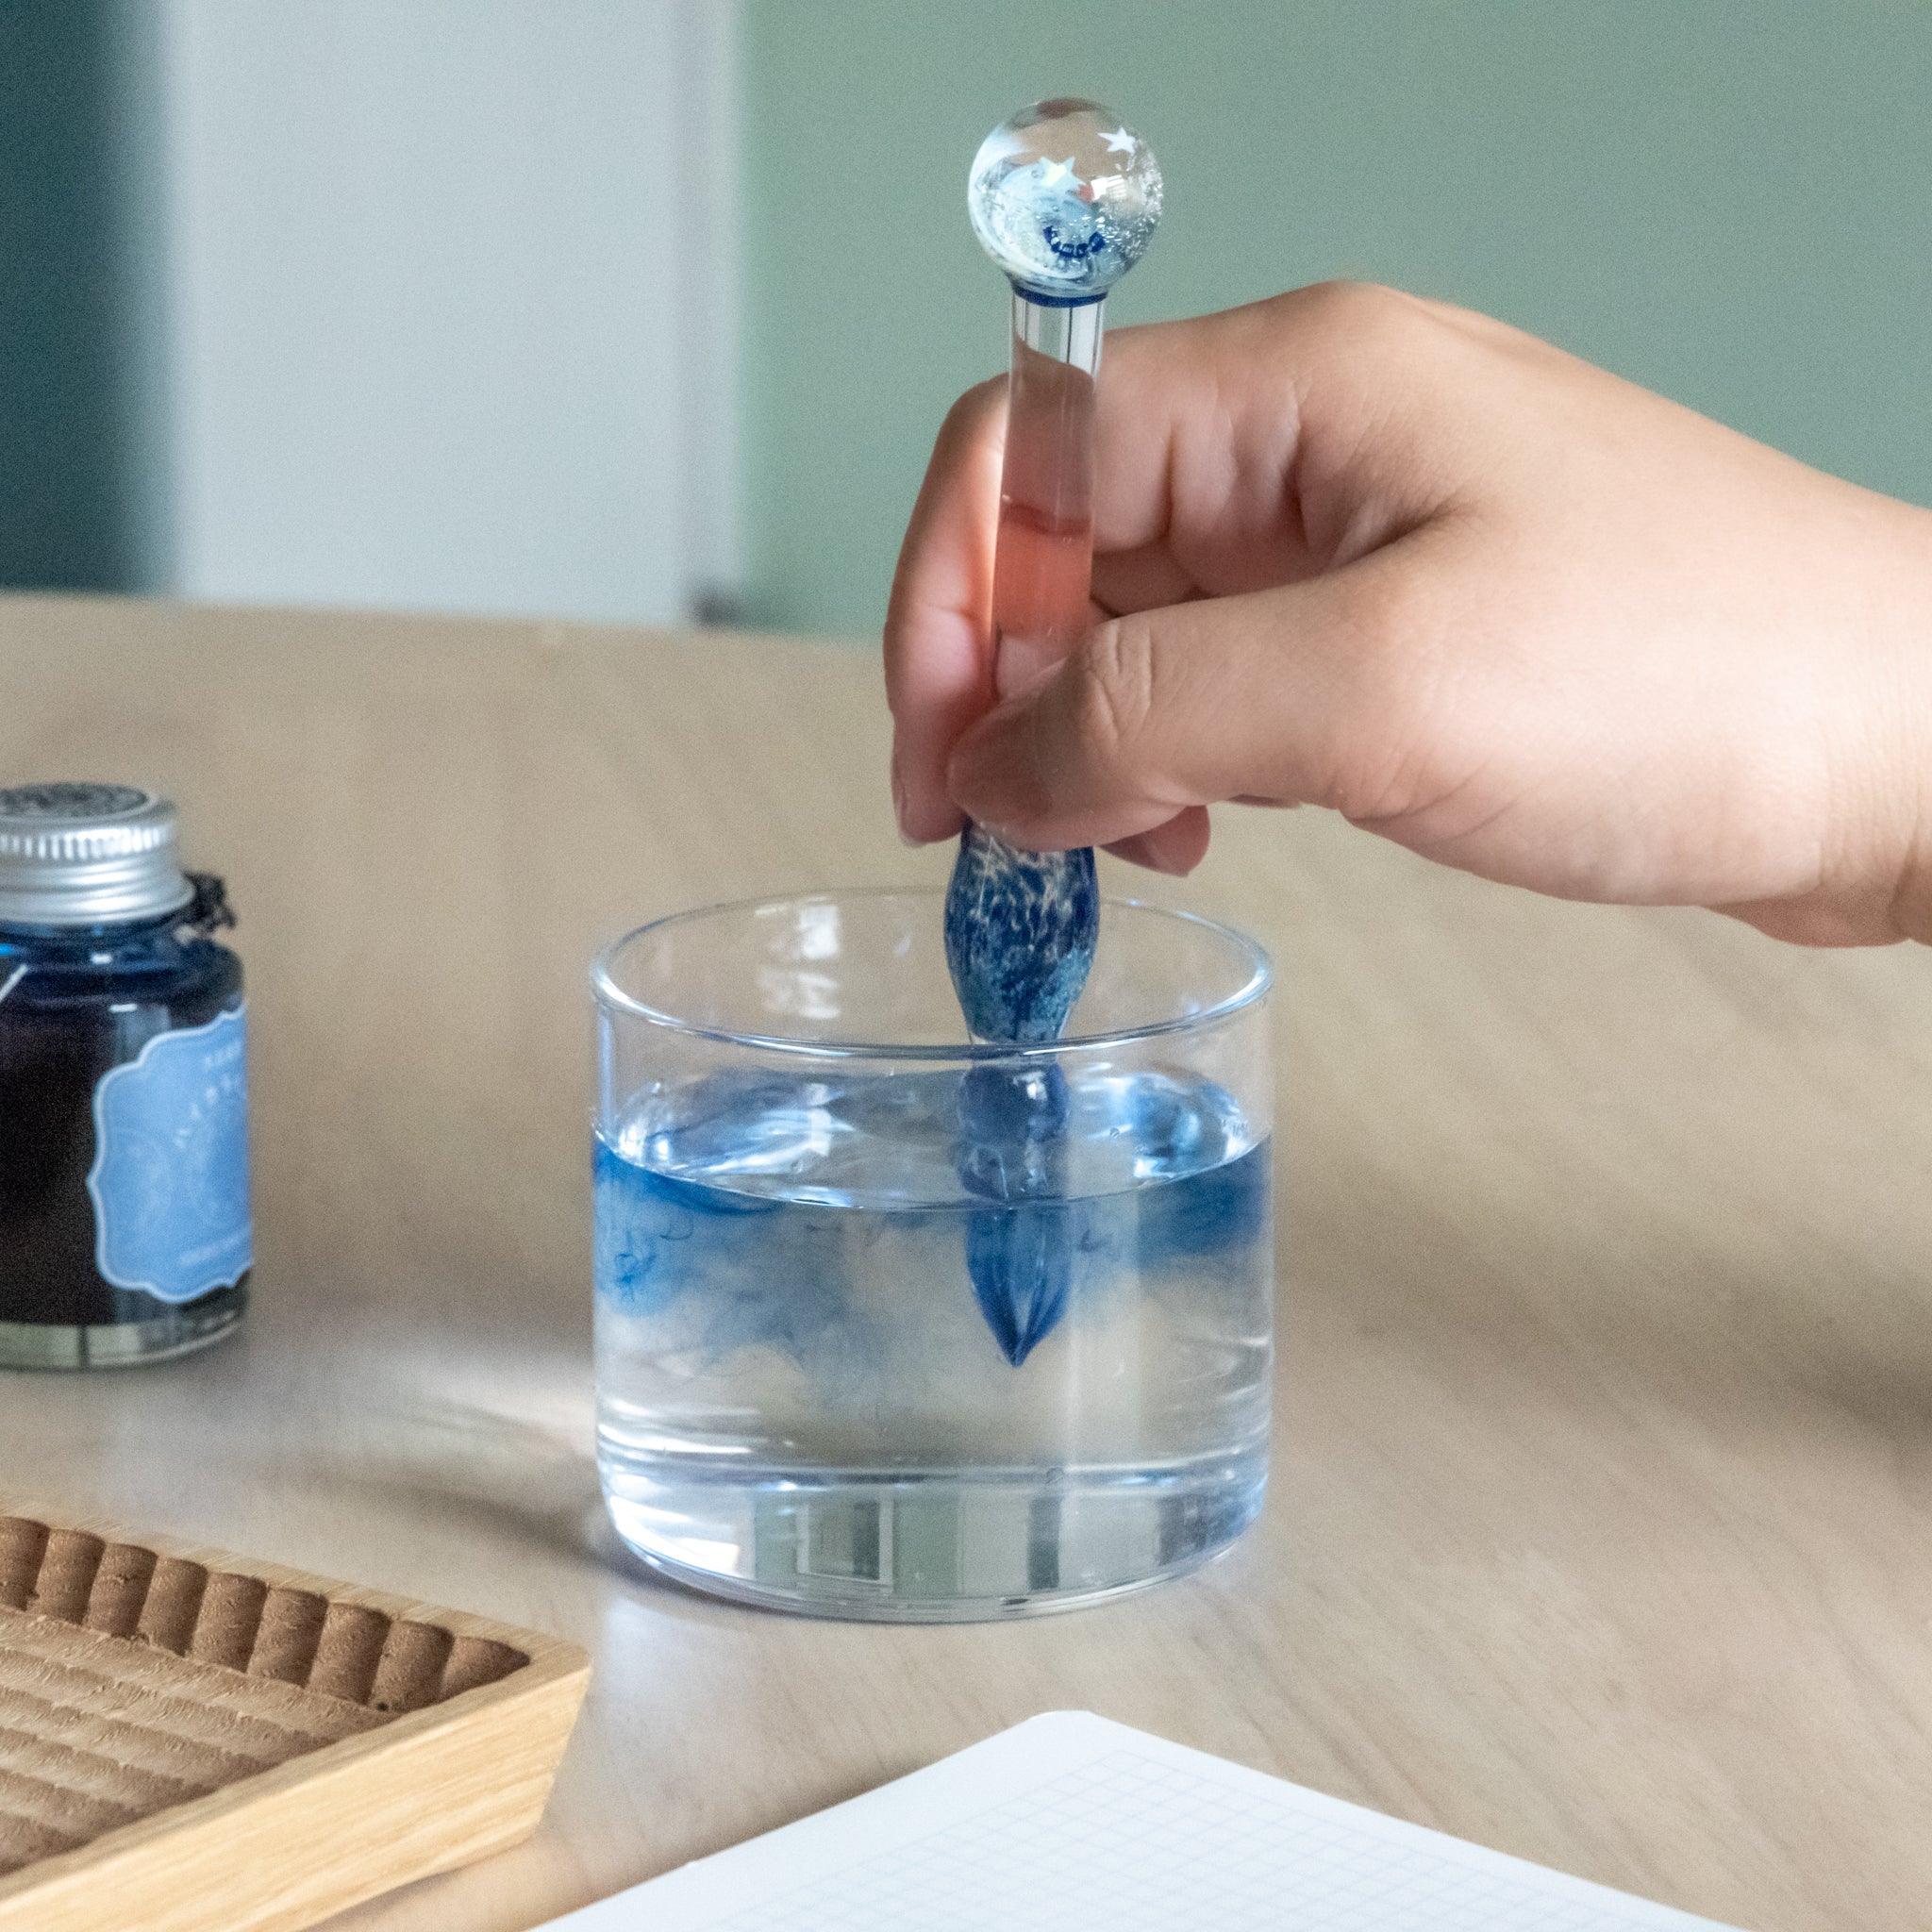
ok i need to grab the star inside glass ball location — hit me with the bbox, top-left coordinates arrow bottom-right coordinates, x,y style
968,96 -> 1162,303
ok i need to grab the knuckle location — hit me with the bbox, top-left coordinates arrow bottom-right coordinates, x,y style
1284,278 -> 1428,358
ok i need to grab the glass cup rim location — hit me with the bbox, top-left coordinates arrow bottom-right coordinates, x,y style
591,886 -> 1273,1062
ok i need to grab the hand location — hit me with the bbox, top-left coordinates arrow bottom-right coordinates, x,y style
885,283 -> 1932,945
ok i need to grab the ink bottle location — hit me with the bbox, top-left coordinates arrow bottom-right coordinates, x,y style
0,784 -> 251,1369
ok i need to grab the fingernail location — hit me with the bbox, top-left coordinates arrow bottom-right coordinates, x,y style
1108,833 -> 1171,875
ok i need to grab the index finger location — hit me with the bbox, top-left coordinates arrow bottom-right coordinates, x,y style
884,342 -> 1185,843
884,378 -> 1007,843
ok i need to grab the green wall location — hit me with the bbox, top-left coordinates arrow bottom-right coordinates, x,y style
0,1 -> 167,592
741,1 -> 1932,637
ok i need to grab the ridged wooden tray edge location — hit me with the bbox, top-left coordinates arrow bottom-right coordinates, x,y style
0,1500 -> 591,1932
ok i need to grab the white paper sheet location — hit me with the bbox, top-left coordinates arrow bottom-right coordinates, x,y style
541,1711 -> 1743,1931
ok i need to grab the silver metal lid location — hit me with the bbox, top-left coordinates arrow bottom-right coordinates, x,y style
0,783 -> 196,927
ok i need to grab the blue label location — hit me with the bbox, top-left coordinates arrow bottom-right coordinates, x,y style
88,1003 -> 252,1304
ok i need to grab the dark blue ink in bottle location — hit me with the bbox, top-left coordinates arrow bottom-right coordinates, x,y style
0,784 -> 251,1369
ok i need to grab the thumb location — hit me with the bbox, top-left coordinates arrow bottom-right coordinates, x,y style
947,544 -> 1440,850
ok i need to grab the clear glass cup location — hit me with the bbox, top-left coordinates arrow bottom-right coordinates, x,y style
591,890 -> 1274,1620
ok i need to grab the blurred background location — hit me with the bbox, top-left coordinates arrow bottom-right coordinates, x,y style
5,0 -> 1930,638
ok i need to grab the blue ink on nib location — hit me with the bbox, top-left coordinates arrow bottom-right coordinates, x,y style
944,824 -> 1098,1043
945,823 -> 1097,1363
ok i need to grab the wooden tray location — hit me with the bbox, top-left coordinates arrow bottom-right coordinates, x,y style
0,1506 -> 590,1932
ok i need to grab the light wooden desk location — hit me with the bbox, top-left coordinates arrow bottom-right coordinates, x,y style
3,594 -> 1928,1932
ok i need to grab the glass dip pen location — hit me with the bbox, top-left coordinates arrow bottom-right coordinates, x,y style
945,98 -> 1163,1362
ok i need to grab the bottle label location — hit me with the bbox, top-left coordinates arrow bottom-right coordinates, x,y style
88,1003 -> 253,1304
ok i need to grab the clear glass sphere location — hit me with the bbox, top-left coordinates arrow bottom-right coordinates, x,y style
968,97 -> 1162,304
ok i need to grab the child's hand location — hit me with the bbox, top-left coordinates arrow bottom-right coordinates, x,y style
885,284 -> 1932,945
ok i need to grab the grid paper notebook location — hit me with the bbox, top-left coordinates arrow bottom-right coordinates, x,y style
541,1711 -> 1743,1931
